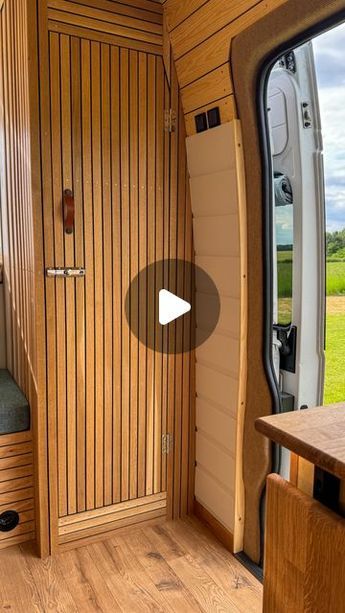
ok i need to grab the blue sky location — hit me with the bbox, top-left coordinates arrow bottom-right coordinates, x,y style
313,22 -> 345,233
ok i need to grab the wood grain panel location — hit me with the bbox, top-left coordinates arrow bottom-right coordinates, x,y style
181,65 -> 233,114
48,19 -> 163,55
62,0 -> 163,25
265,474 -> 345,613
163,0 -> 289,133
169,0 -> 260,60
164,0 -> 209,32
47,0 -> 163,49
185,95 -> 236,136
257,403 -> 345,481
0,0 -> 36,551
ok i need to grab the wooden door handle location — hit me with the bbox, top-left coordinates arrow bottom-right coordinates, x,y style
63,189 -> 74,235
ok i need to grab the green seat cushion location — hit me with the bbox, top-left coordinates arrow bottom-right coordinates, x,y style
0,370 -> 30,435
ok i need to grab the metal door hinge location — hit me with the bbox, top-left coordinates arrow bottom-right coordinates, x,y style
164,109 -> 176,133
162,433 -> 173,455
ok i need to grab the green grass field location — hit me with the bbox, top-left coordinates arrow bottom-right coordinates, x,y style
324,301 -> 345,404
277,250 -> 345,403
326,261 -> 345,295
277,251 -> 345,297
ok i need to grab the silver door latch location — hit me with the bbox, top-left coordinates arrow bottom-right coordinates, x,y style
46,267 -> 86,278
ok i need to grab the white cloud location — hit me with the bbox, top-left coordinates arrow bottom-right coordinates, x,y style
313,23 -> 345,232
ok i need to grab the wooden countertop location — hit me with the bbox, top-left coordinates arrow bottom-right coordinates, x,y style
256,403 -> 345,480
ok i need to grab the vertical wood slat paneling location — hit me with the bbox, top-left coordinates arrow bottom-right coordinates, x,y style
166,59 -> 195,520
137,51 -> 148,500
71,36 -> 86,514
110,45 -> 122,505
0,0 -> 37,549
21,0 -> 194,550
120,46 -> 130,503
44,12 -> 195,542
129,49 -> 139,501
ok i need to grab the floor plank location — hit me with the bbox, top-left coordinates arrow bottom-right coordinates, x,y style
0,517 -> 262,612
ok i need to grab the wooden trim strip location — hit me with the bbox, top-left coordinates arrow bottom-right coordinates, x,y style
165,0 -> 209,33
0,431 -> 32,447
0,475 -> 33,493
194,499 -> 234,552
0,487 -> 34,506
170,0 -> 260,60
59,498 -> 167,535
108,0 -> 163,15
47,8 -> 162,46
59,491 -> 167,526
58,507 -> 166,545
48,21 -> 163,56
48,0 -> 162,35
0,520 -> 35,542
0,453 -> 33,471
57,514 -> 165,552
0,442 -> 32,458
0,532 -> 35,550
0,465 -> 34,484
48,0 -> 163,25
180,64 -> 233,115
0,498 -> 35,514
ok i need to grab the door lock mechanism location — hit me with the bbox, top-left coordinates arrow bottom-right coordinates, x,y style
46,267 -> 86,278
273,325 -> 297,373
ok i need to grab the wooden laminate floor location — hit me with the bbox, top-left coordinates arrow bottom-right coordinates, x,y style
0,517 -> 263,612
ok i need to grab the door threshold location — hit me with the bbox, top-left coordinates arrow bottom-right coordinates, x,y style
235,552 -> 263,584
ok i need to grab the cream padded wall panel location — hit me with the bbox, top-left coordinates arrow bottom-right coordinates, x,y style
196,397 -> 237,452
195,466 -> 235,533
193,215 -> 239,257
196,333 -> 240,378
190,169 -> 239,216
196,364 -> 238,418
187,125 -> 237,176
196,432 -> 235,489
196,255 -> 241,298
187,121 -> 246,539
196,294 -> 240,338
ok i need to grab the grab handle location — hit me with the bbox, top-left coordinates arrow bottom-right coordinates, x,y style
63,188 -> 74,234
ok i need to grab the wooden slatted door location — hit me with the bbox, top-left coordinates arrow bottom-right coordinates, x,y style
46,32 -> 169,547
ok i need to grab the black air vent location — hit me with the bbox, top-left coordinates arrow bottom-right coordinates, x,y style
0,510 -> 19,532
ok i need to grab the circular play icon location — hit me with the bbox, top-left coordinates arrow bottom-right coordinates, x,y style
125,259 -> 220,354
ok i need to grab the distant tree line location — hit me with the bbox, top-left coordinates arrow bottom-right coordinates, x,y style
277,244 -> 293,251
326,228 -> 345,259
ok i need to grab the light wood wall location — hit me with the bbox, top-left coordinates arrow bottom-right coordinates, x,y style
162,0 -> 288,135
0,0 -> 37,549
36,0 -> 195,551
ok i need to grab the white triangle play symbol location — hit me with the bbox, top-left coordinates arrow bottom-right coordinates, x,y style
159,289 -> 191,326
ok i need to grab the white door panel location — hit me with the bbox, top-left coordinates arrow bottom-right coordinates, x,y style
268,43 -> 326,478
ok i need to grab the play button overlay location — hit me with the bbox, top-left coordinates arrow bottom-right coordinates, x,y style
159,290 -> 191,326
125,259 -> 220,354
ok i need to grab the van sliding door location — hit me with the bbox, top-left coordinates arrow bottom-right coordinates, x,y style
268,43 -> 326,478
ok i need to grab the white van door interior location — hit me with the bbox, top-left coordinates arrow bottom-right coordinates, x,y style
267,42 -> 326,479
